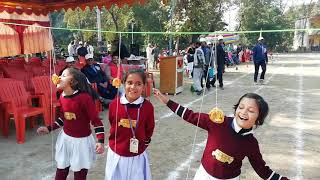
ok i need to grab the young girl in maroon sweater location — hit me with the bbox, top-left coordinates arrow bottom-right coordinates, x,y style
37,68 -> 105,180
153,89 -> 289,180
105,69 -> 155,180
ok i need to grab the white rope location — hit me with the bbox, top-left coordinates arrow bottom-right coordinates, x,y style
114,33 -> 122,152
185,33 -> 218,179
49,29 -> 56,173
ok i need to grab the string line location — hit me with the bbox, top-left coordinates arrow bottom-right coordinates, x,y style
2,21 -> 319,34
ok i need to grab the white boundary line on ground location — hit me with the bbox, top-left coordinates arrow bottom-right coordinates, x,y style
166,140 -> 206,180
165,63 -> 285,180
293,63 -> 304,180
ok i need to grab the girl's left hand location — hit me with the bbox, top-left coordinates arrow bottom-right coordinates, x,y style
153,88 -> 169,104
95,143 -> 104,154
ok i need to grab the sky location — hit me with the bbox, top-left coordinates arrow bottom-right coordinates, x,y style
223,0 -> 315,31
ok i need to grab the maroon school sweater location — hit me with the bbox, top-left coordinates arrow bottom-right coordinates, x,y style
108,97 -> 155,157
48,91 -> 105,143
167,100 -> 288,180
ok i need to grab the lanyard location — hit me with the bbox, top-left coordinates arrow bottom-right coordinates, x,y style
124,104 -> 142,138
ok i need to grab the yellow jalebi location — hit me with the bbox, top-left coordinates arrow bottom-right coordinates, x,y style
208,107 -> 224,123
112,78 -> 121,88
51,74 -> 60,85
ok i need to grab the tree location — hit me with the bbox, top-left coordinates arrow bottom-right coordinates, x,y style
50,11 -> 73,49
237,0 -> 294,51
63,7 -> 97,43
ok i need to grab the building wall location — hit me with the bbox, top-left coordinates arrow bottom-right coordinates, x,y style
293,16 -> 320,51
293,18 -> 310,50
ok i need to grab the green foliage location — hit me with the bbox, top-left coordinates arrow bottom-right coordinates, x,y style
50,11 -> 73,48
64,7 -> 97,43
238,0 -> 294,51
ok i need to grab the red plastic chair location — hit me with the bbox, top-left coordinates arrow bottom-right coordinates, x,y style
1,66 -> 34,93
29,57 -> 41,65
0,80 -> 48,143
0,59 -> 8,66
31,76 -> 61,125
7,59 -> 25,67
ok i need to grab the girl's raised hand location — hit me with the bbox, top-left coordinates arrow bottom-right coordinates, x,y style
37,126 -> 49,135
95,143 -> 105,154
153,88 -> 169,104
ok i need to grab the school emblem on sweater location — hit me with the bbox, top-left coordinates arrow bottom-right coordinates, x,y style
212,149 -> 234,164
64,112 -> 76,120
64,112 -> 77,120
119,119 -> 137,128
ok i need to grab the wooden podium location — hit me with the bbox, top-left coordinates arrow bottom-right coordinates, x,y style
159,56 -> 184,94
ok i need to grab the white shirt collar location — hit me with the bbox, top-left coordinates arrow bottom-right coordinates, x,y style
120,94 -> 144,105
62,90 -> 79,97
232,117 -> 242,133
232,117 -> 254,136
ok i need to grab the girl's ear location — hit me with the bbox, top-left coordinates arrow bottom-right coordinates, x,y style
70,79 -> 78,89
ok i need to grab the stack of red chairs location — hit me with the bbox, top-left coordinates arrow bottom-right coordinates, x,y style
1,66 -> 34,93
0,80 -> 48,144
29,57 -> 42,65
31,76 -> 61,126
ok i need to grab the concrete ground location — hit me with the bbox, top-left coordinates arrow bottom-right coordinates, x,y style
0,53 -> 319,180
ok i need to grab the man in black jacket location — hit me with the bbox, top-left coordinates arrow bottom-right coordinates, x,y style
213,35 -> 226,90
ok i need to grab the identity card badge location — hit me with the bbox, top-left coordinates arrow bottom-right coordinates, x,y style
130,138 -> 139,153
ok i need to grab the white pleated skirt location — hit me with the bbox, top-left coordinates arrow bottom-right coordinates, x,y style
193,164 -> 239,180
105,147 -> 152,180
55,130 -> 96,172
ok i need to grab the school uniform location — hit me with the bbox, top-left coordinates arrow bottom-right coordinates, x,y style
48,90 -> 105,172
105,95 -> 155,180
166,100 -> 288,180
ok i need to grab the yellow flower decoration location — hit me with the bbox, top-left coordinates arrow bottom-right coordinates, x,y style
208,107 -> 224,123
51,74 -> 60,85
112,78 -> 121,88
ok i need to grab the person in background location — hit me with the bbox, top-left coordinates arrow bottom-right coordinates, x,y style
68,41 -> 75,57
59,56 -> 76,76
77,41 -> 88,65
203,41 -> 215,89
252,37 -> 267,85
81,54 -> 117,100
146,43 -> 154,70
85,42 -> 94,57
186,42 -> 195,79
193,42 -> 205,95
153,44 -> 160,69
213,35 -> 226,90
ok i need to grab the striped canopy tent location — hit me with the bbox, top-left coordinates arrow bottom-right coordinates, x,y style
0,0 -> 146,57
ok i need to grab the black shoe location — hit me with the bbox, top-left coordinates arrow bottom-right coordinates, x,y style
219,86 -> 224,90
196,90 -> 203,95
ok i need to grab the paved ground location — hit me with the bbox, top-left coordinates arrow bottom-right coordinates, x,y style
0,53 -> 319,180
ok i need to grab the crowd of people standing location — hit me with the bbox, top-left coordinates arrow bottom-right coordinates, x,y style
184,35 -> 269,95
